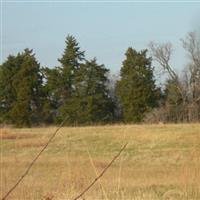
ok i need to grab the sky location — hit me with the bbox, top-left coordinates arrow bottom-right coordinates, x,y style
1,1 -> 200,74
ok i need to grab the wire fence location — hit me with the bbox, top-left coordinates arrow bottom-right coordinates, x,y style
1,118 -> 128,200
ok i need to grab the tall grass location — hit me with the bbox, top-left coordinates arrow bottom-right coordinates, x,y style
1,124 -> 200,199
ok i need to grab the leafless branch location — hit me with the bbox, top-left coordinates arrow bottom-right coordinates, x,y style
149,41 -> 177,80
182,32 -> 200,105
71,142 -> 128,200
149,41 -> 185,101
182,32 -> 200,68
1,117 -> 68,200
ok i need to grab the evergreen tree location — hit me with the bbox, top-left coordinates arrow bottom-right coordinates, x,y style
58,35 -> 85,98
41,67 -> 62,123
56,35 -> 85,122
10,49 -> 43,127
116,47 -> 158,122
44,36 -> 115,124
0,54 -> 23,123
164,78 -> 184,122
70,58 -> 115,124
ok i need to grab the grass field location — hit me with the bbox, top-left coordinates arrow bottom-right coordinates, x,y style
1,124 -> 200,200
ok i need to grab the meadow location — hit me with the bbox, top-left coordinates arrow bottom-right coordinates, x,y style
1,124 -> 200,200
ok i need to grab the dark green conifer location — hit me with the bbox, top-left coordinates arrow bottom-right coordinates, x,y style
10,49 -> 43,126
116,47 -> 158,122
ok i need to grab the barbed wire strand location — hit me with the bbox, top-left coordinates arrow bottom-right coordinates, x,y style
1,116 -> 68,200
71,142 -> 128,200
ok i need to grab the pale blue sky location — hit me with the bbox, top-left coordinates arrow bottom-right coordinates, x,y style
1,2 -> 200,74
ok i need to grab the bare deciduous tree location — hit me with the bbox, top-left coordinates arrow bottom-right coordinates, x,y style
149,42 -> 178,80
182,32 -> 200,103
149,41 -> 186,104
182,32 -> 200,121
147,32 -> 200,122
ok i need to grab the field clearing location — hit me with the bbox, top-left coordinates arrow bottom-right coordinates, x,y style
1,124 -> 200,200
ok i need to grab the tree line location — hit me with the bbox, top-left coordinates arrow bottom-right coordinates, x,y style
0,33 -> 199,127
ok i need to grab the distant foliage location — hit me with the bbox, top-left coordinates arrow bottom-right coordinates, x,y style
73,59 -> 115,124
0,54 -> 21,123
0,49 -> 44,127
43,36 -> 115,125
44,35 -> 85,124
148,32 -> 200,123
1,33 -> 199,126
116,48 -> 159,122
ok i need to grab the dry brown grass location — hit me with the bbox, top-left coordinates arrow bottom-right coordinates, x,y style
1,124 -> 200,199
0,128 -> 36,140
